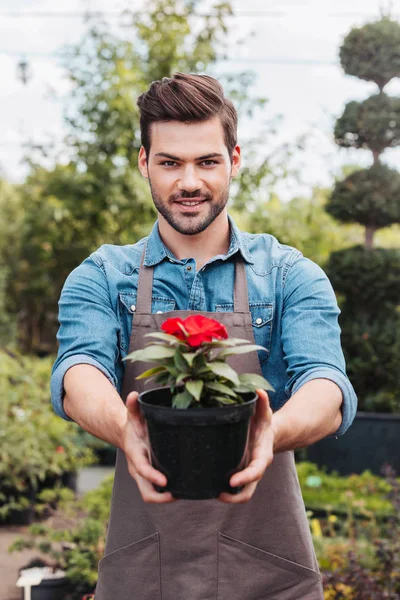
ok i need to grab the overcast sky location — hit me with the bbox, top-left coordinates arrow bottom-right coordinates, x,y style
1,0 -> 399,200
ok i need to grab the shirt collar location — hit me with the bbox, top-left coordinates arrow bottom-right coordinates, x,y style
143,215 -> 254,267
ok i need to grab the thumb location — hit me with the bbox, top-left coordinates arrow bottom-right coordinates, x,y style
126,391 -> 140,418
254,388 -> 272,423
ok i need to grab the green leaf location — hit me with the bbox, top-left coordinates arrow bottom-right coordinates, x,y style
207,337 -> 251,348
182,352 -> 196,366
144,332 -> 180,345
174,350 -> 190,373
207,362 -> 240,386
217,344 -> 267,359
136,366 -> 166,380
172,389 -> 193,409
214,395 -> 242,405
125,345 -> 175,362
154,372 -> 172,385
238,373 -> 275,392
185,380 -> 204,401
176,373 -> 188,385
205,381 -> 237,397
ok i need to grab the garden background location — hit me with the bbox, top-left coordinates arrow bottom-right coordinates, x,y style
0,1 -> 400,598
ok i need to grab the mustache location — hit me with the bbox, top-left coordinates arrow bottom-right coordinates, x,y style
170,190 -> 212,201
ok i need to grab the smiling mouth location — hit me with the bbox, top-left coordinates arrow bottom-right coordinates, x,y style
174,199 -> 207,206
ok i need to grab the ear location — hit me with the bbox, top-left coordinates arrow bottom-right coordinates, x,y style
230,145 -> 241,178
138,146 -> 149,178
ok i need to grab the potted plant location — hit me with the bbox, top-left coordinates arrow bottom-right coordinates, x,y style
125,314 -> 273,499
17,559 -> 69,600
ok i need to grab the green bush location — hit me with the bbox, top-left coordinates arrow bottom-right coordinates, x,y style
0,350 -> 95,518
327,164 -> 400,228
327,245 -> 400,310
340,17 -> 400,90
298,462 -> 394,517
334,93 -> 400,154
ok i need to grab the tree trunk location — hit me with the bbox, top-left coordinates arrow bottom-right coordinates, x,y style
365,225 -> 376,249
372,150 -> 381,165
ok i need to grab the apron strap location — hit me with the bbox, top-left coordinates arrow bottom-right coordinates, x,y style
135,243 -> 249,314
233,256 -> 249,313
135,243 -> 154,314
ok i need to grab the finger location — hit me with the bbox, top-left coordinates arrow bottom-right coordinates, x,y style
230,453 -> 272,488
135,472 -> 176,504
131,444 -> 168,488
218,481 -> 258,504
230,428 -> 274,487
254,388 -> 272,423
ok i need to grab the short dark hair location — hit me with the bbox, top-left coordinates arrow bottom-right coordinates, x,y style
137,73 -> 238,159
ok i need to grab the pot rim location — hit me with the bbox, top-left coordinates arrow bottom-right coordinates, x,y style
138,385 -> 257,420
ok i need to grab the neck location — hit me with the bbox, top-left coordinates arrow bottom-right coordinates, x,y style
158,211 -> 231,270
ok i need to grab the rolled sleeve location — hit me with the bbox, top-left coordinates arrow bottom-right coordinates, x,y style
51,354 -> 117,421
291,367 -> 357,437
50,255 -> 121,421
282,255 -> 358,436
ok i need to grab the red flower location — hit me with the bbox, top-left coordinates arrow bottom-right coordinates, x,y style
162,315 -> 228,348
55,446 -> 65,454
161,317 -> 187,341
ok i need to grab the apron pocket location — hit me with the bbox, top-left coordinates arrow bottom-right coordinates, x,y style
95,532 -> 161,600
218,533 -> 323,600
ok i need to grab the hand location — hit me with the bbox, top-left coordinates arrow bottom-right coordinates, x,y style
123,391 -> 176,503
218,388 -> 274,504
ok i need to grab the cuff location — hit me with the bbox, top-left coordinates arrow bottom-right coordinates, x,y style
290,367 -> 358,437
50,354 -> 117,421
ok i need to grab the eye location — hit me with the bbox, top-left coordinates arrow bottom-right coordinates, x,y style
160,161 -> 178,167
200,160 -> 218,167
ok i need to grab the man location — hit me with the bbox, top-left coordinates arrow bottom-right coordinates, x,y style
51,73 -> 357,599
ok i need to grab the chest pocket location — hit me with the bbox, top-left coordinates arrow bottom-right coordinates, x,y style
117,293 -> 176,355
215,302 -> 274,366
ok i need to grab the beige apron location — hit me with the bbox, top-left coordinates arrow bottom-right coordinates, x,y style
95,250 -> 324,599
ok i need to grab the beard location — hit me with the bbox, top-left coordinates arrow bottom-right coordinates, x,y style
149,178 -> 231,236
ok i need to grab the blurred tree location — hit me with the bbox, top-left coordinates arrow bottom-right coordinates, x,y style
0,179 -> 22,346
6,0 -> 279,353
239,188 -> 363,266
325,15 -> 400,411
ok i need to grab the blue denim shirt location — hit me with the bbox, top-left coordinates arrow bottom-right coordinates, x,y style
51,216 -> 357,435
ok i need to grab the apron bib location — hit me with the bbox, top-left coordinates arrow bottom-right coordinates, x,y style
95,250 -> 323,600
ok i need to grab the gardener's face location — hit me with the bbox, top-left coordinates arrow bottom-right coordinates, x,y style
138,117 -> 240,235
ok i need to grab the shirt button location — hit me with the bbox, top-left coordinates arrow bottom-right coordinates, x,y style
255,317 -> 263,325
156,310 -> 163,314
130,304 -> 136,312
186,265 -> 192,271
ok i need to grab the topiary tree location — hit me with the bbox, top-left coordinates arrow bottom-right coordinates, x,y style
325,16 -> 400,411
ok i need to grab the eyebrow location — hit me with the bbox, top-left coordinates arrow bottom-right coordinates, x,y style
154,152 -> 224,161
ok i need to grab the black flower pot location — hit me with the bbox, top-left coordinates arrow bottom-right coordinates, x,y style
138,387 -> 257,500
28,576 -> 69,600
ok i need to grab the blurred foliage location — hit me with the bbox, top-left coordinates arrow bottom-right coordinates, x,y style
334,93 -> 400,157
298,462 -> 394,517
340,16 -> 400,90
236,188 -> 364,266
327,164 -> 400,228
0,0 -> 282,354
327,246 -> 400,310
9,475 -> 114,599
320,466 -> 400,599
327,15 -> 400,412
0,350 -> 94,519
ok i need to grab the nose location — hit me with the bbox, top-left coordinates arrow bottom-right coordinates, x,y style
177,165 -> 201,193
